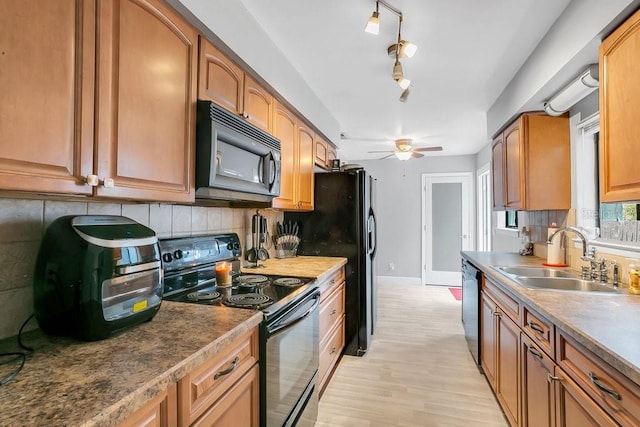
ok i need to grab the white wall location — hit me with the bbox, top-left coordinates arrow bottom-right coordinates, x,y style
356,155 -> 476,280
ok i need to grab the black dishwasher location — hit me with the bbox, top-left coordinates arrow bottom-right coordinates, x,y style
462,258 -> 482,369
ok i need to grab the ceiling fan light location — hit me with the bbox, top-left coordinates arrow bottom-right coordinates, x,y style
397,77 -> 411,90
399,88 -> 410,102
400,40 -> 417,58
395,150 -> 412,161
365,11 -> 380,34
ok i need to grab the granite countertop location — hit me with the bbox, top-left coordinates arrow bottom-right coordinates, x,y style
0,302 -> 262,427
462,251 -> 640,385
241,256 -> 347,282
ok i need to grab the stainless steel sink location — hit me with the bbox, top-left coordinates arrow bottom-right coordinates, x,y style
515,277 -> 619,293
494,266 -> 575,278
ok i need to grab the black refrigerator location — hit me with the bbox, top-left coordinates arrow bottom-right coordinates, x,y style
285,169 -> 377,356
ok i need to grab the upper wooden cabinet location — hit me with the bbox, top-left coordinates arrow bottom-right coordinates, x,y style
0,0 -> 95,195
492,113 -> 570,211
599,9 -> 640,202
94,0 -> 196,202
0,0 -> 196,202
315,137 -> 339,170
198,38 -> 273,133
272,102 -> 314,211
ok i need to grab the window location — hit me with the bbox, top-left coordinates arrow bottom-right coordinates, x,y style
506,211 -> 518,228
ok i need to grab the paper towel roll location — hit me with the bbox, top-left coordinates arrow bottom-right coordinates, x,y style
547,226 -> 564,265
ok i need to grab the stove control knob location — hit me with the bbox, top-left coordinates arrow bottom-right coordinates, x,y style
226,242 -> 233,250
233,242 -> 241,250
173,249 -> 183,260
162,252 -> 173,263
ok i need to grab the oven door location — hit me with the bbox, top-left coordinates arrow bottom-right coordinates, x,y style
264,288 -> 319,427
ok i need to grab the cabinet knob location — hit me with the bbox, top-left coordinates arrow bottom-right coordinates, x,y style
102,177 -> 115,188
85,174 -> 99,187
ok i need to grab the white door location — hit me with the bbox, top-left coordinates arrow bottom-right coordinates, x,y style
422,173 -> 473,285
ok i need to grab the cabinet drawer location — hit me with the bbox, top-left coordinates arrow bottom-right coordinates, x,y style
318,267 -> 345,301
178,328 -> 259,427
320,282 -> 345,342
319,315 -> 344,393
522,306 -> 554,357
482,276 -> 520,322
557,331 -> 640,425
118,383 -> 177,427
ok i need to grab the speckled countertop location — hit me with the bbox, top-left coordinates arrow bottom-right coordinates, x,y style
462,251 -> 640,385
241,256 -> 347,282
0,303 -> 262,427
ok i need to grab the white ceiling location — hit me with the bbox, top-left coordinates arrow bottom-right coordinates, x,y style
237,0 -> 572,160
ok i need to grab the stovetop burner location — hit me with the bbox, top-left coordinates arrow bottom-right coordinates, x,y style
273,277 -> 304,287
187,290 -> 221,302
236,275 -> 269,285
224,293 -> 273,309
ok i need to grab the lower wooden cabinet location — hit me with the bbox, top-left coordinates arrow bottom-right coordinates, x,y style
479,272 -> 640,427
317,266 -> 346,395
118,384 -> 178,427
481,283 -> 520,426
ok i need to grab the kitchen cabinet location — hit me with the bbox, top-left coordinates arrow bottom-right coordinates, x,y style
480,277 -> 521,426
272,102 -> 314,211
521,334 -> 554,427
318,266 -> 346,395
0,0 -> 196,202
491,113 -> 570,211
118,384 -> 177,427
178,327 -> 260,427
491,134 -> 506,210
599,9 -> 640,202
315,137 -> 338,170
198,38 -> 273,134
0,0 -> 95,195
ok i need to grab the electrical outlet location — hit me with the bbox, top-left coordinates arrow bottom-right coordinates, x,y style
388,262 -> 395,271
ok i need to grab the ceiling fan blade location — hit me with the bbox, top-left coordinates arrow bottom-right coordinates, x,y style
367,150 -> 395,154
379,153 -> 395,160
412,152 -> 425,158
413,146 -> 443,152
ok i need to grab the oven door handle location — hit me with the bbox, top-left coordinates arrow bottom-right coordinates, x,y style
267,292 -> 320,336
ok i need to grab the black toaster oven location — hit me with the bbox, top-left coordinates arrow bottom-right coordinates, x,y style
33,215 -> 163,341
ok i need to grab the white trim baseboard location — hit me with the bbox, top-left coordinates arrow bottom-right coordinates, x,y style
377,276 -> 422,286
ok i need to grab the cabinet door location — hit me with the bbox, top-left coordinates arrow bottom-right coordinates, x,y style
0,0 -> 95,195
480,292 -> 497,391
521,334 -> 554,427
315,138 -> 328,168
297,123 -> 315,211
504,119 -> 524,209
554,367 -> 617,427
491,134 -> 505,210
272,102 -> 297,210
496,310 -> 521,427
327,145 -> 337,167
118,384 -> 177,427
191,365 -> 260,427
599,9 -> 640,202
95,0 -> 196,202
198,38 -> 244,115
243,74 -> 273,134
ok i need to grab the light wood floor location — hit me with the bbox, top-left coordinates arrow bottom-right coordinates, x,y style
317,283 -> 508,427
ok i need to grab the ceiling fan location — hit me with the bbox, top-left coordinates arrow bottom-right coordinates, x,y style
368,139 -> 443,160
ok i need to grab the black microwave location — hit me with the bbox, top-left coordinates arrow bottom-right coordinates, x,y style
195,100 -> 281,204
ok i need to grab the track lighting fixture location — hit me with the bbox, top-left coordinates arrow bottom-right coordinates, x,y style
365,3 -> 380,35
364,0 -> 417,102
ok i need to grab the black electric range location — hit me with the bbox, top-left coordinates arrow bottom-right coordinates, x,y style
159,233 -> 316,320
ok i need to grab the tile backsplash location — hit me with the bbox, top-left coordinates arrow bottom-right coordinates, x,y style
0,198 -> 283,340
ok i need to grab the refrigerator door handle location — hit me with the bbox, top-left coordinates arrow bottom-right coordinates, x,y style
368,210 -> 377,258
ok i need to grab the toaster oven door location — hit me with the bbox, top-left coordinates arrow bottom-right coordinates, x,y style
101,265 -> 162,321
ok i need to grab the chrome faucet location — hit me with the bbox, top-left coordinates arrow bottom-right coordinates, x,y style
546,226 -> 589,258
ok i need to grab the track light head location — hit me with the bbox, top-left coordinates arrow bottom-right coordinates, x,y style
392,60 -> 403,80
365,10 -> 380,34
399,88 -> 410,102
387,41 -> 418,58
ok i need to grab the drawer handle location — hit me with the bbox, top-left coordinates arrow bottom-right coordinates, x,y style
330,309 -> 337,316
329,347 -> 337,355
214,356 -> 240,380
528,346 -> 543,360
547,373 -> 561,383
528,321 -> 545,335
589,372 -> 621,400
493,310 -> 501,317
